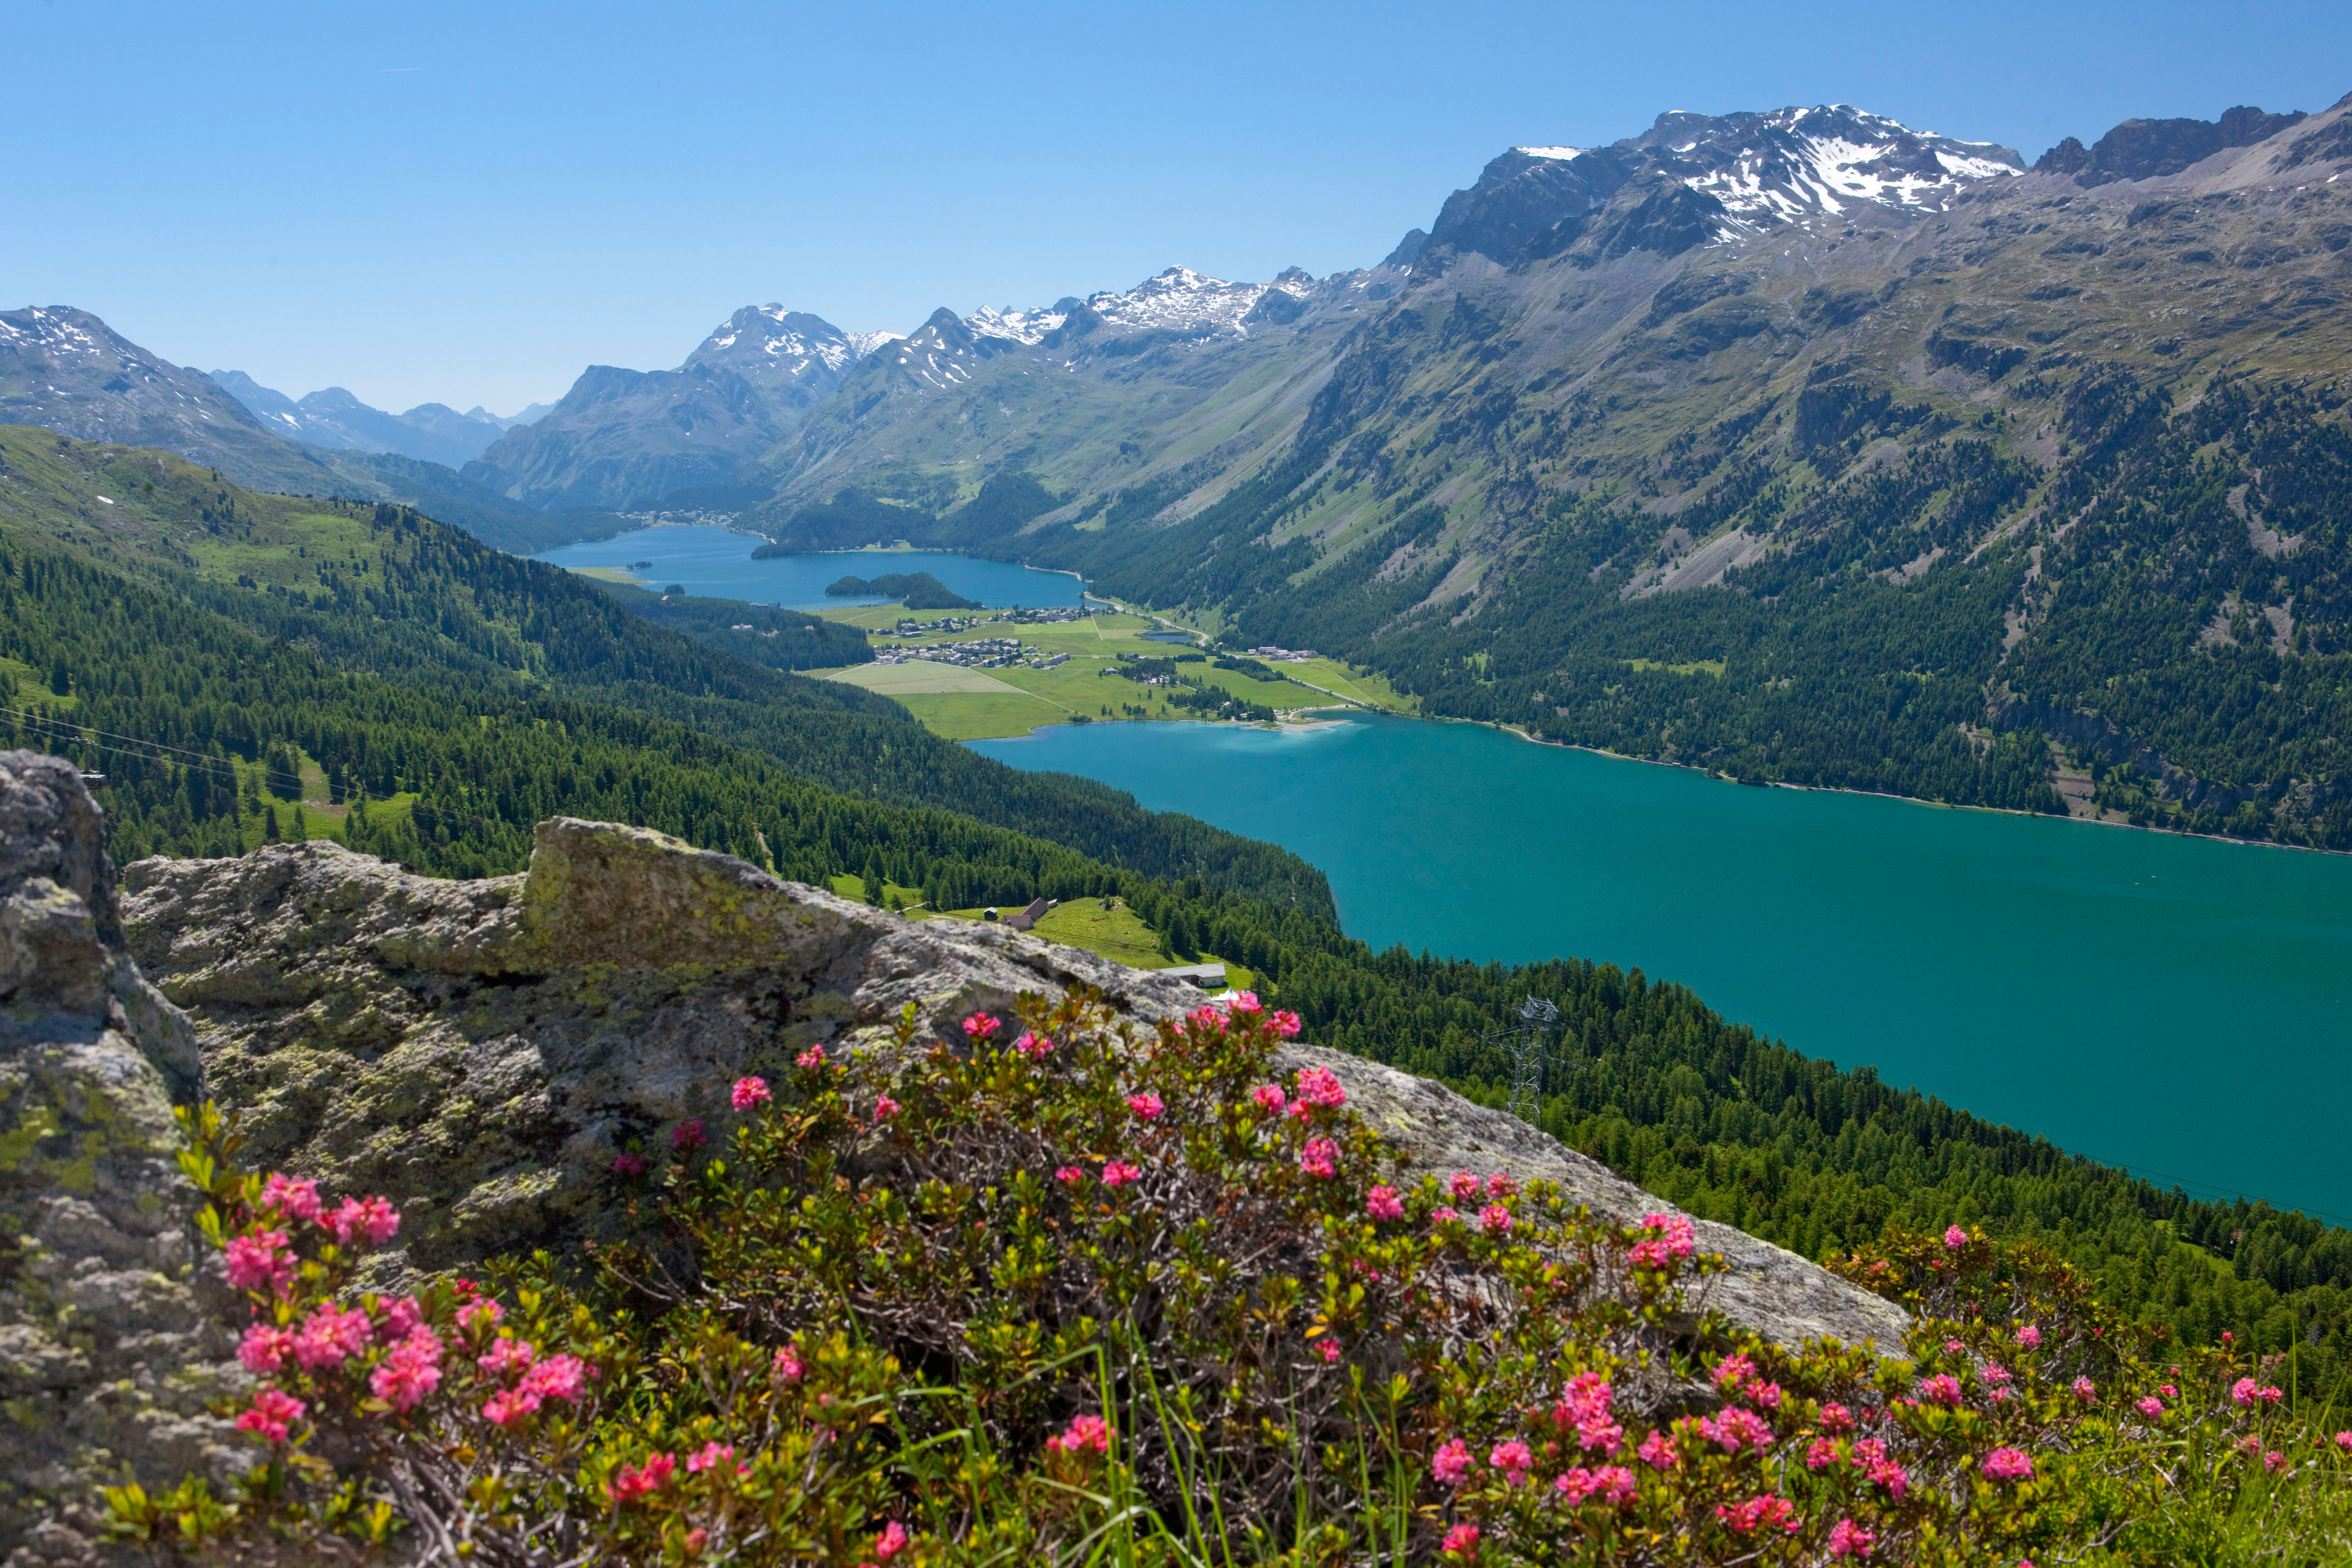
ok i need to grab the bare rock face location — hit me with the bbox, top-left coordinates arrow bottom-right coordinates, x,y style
0,753 -> 239,1568
123,816 -> 1904,1352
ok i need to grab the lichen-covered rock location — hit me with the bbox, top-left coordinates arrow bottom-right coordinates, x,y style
124,816 -> 1904,1352
0,753 -> 239,1568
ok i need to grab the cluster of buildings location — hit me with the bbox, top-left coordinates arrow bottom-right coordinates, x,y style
889,616 -> 984,637
873,637 -> 1038,670
999,606 -> 1091,625
1248,645 -> 1319,662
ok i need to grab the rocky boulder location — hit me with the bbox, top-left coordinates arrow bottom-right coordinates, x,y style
0,753 -> 238,1568
122,816 -> 1905,1352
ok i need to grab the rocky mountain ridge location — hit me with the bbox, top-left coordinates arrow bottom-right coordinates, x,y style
461,307 -> 899,512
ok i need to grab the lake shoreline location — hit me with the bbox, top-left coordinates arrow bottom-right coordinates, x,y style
1466,716 -> 2350,860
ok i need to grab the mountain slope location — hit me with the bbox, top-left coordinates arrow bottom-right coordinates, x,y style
464,307 -> 895,511
828,93 -> 2352,849
0,307 -> 628,552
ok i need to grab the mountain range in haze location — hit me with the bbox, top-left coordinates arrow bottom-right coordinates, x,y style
204,371 -> 553,469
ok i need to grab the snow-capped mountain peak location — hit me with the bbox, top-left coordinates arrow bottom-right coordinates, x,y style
968,305 -> 1069,345
1647,105 -> 2024,227
1427,105 -> 2026,265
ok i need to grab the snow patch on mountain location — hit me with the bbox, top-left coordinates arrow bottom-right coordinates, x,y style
1662,107 -> 2023,229
969,306 -> 1068,345
1516,146 -> 1587,161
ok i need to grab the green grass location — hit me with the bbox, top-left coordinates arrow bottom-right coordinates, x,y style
809,612 -> 1346,740
1625,657 -> 1726,678
824,873 -> 932,916
927,895 -> 1254,989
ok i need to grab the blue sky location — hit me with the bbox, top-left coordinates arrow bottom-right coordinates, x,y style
10,0 -> 2346,414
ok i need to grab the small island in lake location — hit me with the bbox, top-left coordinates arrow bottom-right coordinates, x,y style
825,570 -> 981,609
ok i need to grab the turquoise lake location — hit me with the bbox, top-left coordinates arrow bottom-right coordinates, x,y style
972,713 -> 2352,1222
533,525 -> 1087,609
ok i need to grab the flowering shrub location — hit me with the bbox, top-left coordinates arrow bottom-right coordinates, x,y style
112,995 -> 2352,1564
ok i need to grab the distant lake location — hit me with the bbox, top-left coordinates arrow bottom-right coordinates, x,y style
973,713 -> 2352,1222
533,525 -> 1087,609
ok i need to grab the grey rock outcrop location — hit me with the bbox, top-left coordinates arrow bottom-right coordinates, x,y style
0,753 -> 239,1568
122,816 -> 1904,1351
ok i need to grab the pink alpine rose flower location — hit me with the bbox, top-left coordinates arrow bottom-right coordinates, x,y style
1828,1517 -> 1877,1559
730,1076 -> 771,1111
477,1336 -> 535,1376
872,1093 -> 899,1124
1225,990 -> 1263,1013
773,1345 -> 804,1382
1294,1065 -> 1346,1109
961,1012 -> 1001,1042
607,1454 -> 675,1503
1981,1447 -> 2035,1482
481,1387 -> 541,1426
2072,1376 -> 2098,1404
1638,1429 -> 1679,1469
1919,1374 -> 1964,1408
1250,1084 -> 1286,1115
1267,1009 -> 1301,1038
672,1118 -> 707,1152
1365,1184 -> 1405,1221
235,1389 -> 306,1444
1430,1206 -> 1459,1223
1014,1031 -> 1052,1059
2016,1323 -> 2041,1349
260,1174 -> 322,1223
322,1195 -> 401,1246
1715,1494 -> 1799,1534
1442,1523 -> 1480,1558
1101,1161 -> 1142,1188
1298,1138 -> 1340,1178
1046,1414 -> 1111,1455
1477,1203 -> 1512,1234
686,1441 -> 740,1475
1430,1437 -> 1475,1487
520,1354 -> 588,1401
1055,1165 -> 1085,1184
1126,1092 -> 1165,1121
2137,1396 -> 2165,1419
368,1327 -> 445,1412
292,1305 -> 373,1370
795,1044 -> 826,1069
1489,1439 -> 1533,1481
1448,1170 -> 1484,1201
237,1322 -> 296,1374
223,1230 -> 294,1293
875,1521 -> 910,1561
1944,1224 -> 1968,1248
